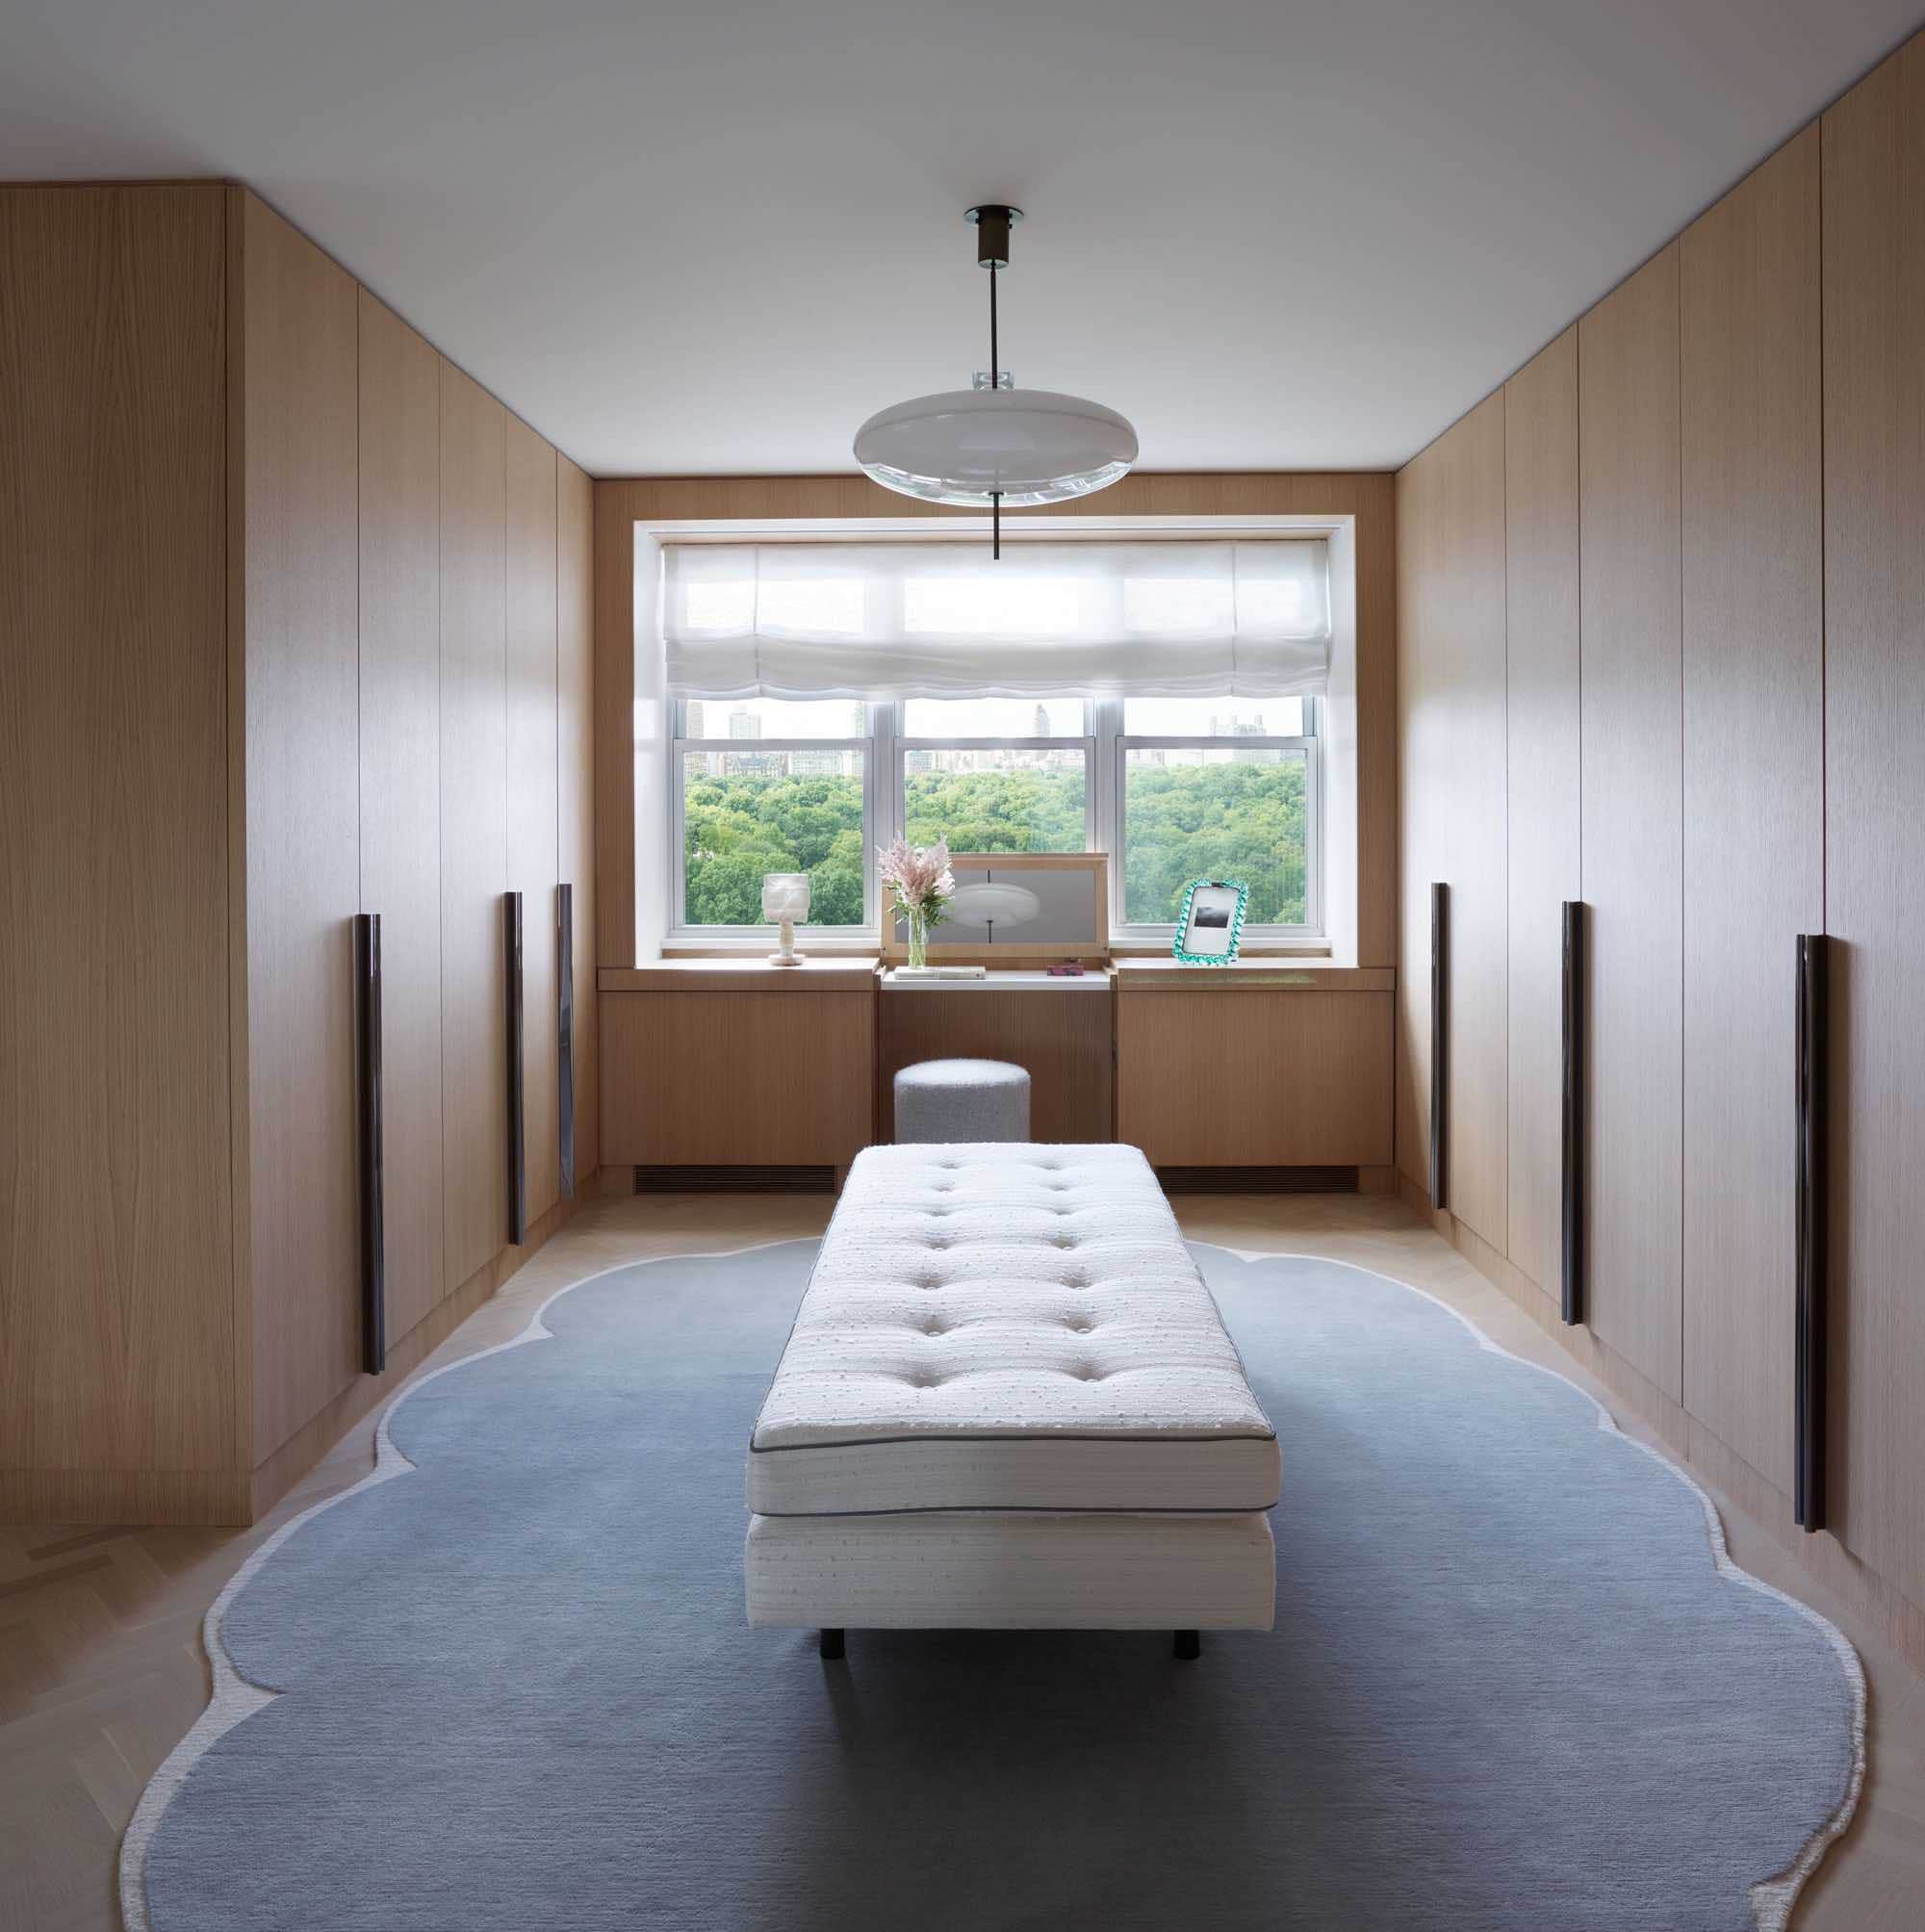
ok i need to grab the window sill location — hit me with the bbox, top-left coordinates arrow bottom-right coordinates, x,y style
664,932 -> 1332,960
1114,958 -> 1393,992
603,956 -> 881,992
662,931 -> 881,958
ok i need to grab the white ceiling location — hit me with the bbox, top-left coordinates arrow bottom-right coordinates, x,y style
3,1 -> 1918,477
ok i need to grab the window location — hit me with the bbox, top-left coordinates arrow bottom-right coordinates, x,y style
663,536 -> 1333,943
1116,697 -> 1316,931
674,698 -> 872,930
671,690 -> 1321,941
899,699 -> 1091,855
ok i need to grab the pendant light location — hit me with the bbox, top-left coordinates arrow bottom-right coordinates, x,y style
854,206 -> 1138,557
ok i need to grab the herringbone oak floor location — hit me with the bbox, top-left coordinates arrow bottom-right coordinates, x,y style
3,1188 -> 1920,1930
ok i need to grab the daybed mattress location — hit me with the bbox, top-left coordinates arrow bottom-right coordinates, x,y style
745,1509 -> 1278,1629
747,1144 -> 1281,1515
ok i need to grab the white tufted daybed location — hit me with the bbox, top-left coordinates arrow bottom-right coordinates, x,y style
744,1143 -> 1280,1661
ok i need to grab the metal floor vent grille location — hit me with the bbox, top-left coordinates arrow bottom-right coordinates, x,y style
1157,1165 -> 1360,1195
632,1165 -> 838,1195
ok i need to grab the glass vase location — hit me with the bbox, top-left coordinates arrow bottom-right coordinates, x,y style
906,906 -> 930,970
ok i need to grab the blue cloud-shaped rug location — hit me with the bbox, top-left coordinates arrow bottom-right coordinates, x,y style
122,1242 -> 1862,1931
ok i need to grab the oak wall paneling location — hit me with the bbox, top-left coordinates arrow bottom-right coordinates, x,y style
0,184 -> 237,1481
1822,41 -> 1925,1609
1393,396 -> 1507,1248
1116,984 -> 1394,1167
356,290 -> 446,1348
558,457 -> 600,1181
1502,330 -> 1581,1302
506,417 -> 561,1223
1389,26 -> 1925,1659
439,361 -> 510,1290
1679,129 -> 1823,1496
0,183 -> 598,1525
593,473 -> 1399,975
233,191 -> 363,1465
1578,244 -> 1685,1404
878,988 -> 1115,1144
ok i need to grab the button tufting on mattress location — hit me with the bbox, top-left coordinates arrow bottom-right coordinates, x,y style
747,1143 -> 1280,1516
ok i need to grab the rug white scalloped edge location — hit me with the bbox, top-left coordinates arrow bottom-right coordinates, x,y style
116,1240 -> 1866,1932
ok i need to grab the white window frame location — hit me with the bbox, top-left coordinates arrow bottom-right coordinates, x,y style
648,512 -> 1352,958
1106,697 -> 1322,943
669,702 -> 881,940
887,701 -> 1097,859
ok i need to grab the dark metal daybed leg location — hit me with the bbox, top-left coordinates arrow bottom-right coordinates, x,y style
1173,1629 -> 1200,1661
819,1627 -> 846,1661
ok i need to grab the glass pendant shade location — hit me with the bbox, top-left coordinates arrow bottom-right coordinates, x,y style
854,388 -> 1139,507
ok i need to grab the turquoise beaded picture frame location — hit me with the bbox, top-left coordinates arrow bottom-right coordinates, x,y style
1172,877 -> 1249,965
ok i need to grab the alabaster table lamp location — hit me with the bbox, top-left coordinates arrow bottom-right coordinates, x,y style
762,872 -> 810,966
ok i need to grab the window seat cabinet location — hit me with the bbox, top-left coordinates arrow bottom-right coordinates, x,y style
597,961 -> 1393,1177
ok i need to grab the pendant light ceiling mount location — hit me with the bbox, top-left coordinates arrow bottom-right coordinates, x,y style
854,204 -> 1139,558
964,202 -> 1022,269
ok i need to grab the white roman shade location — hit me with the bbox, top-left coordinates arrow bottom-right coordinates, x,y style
662,541 -> 1330,700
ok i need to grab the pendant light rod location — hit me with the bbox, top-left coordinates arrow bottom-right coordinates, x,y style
968,207 -> 1021,560
989,263 -> 1001,559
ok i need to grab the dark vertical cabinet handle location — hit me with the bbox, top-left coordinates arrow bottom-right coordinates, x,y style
557,883 -> 576,1201
1429,883 -> 1448,1212
1794,934 -> 1829,1534
505,891 -> 526,1246
1561,901 -> 1586,1327
353,913 -> 385,1376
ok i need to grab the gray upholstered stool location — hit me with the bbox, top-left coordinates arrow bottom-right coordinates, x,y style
893,1058 -> 1031,1144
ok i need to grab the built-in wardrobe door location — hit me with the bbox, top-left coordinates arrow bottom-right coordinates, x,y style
1394,450 -> 1441,1198
358,293 -> 445,1345
1680,132 -> 1822,1494
1503,330 -> 1580,1301
505,418 -> 560,1225
235,192 -> 363,1461
0,185 -> 237,1496
557,457 -> 600,1182
439,362 -> 509,1291
1578,244 -> 1683,1403
1822,44 -> 1925,1607
1394,396 -> 1507,1244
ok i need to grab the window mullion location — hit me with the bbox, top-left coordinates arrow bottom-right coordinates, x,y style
1093,697 -> 1122,927
875,702 -> 899,870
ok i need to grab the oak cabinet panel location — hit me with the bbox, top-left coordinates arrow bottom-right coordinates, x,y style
358,290 -> 445,1347
601,988 -> 874,1167
1118,988 -> 1392,1166
1395,395 -> 1506,1244
0,185 -> 236,1480
1503,330 -> 1581,1300
506,417 -> 561,1223
1680,131 -> 1823,1494
440,362 -> 510,1289
1821,44 -> 1925,1606
1578,245 -> 1684,1403
558,457 -> 599,1181
236,193 -> 363,1462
